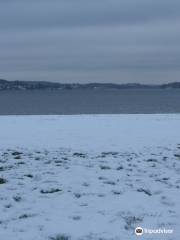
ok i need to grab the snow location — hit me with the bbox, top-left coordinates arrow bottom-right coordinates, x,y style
0,114 -> 180,240
0,114 -> 179,151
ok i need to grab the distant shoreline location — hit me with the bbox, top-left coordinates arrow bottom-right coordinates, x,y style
0,79 -> 180,91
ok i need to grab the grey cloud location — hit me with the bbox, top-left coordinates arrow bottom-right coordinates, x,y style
0,0 -> 180,83
0,0 -> 180,30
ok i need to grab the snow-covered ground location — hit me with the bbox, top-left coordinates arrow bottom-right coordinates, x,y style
0,114 -> 180,240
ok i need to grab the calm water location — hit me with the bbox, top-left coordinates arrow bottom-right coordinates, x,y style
0,89 -> 180,115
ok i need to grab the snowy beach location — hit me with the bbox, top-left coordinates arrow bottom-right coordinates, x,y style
0,114 -> 180,240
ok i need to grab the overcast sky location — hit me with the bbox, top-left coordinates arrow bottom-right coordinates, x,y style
0,0 -> 180,83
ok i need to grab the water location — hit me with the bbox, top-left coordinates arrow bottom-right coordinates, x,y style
0,89 -> 180,115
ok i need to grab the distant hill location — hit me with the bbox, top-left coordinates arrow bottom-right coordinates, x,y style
0,79 -> 180,90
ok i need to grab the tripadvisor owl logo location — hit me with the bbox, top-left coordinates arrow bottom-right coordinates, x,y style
135,227 -> 144,236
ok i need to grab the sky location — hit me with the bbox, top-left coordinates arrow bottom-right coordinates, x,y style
0,0 -> 180,84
